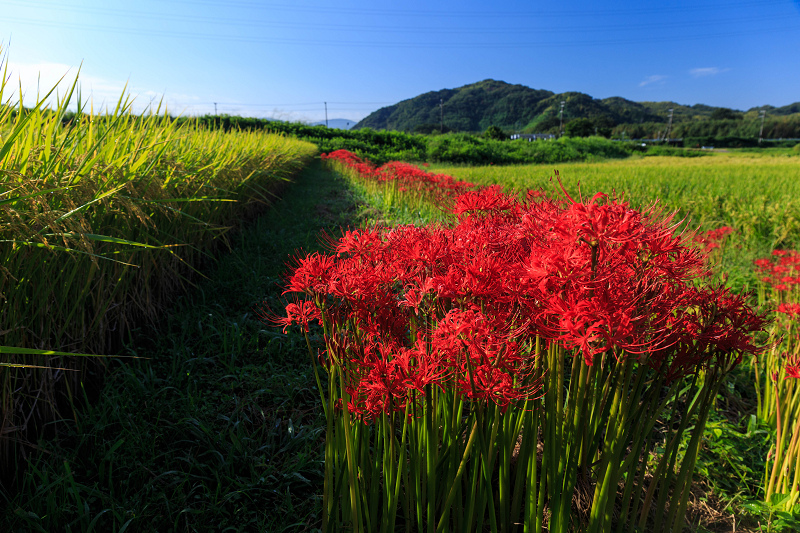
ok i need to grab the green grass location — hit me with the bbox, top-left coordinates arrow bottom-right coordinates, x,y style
1,161 -> 363,531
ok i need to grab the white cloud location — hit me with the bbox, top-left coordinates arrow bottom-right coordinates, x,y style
689,67 -> 730,78
4,61 -> 75,102
639,75 -> 667,87
3,60 -> 200,114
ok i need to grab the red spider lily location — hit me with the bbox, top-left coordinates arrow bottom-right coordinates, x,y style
335,227 -> 386,257
755,250 -> 800,290
276,179 -> 764,419
778,303 -> 800,318
784,352 -> 800,379
279,301 -> 322,333
321,149 -> 482,208
256,300 -> 321,334
284,252 -> 337,295
694,226 -> 735,252
452,186 -> 518,217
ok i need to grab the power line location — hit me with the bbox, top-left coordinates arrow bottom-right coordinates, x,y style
4,1 -> 794,35
153,0 -> 790,19
5,15 -> 799,49
194,101 -> 393,107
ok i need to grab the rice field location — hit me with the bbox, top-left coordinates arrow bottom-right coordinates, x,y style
0,61 -> 316,477
437,152 -> 800,248
434,152 -> 800,292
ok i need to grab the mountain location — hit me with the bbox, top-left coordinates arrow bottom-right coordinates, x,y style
355,79 -> 553,133
353,79 -> 800,134
747,102 -> 800,117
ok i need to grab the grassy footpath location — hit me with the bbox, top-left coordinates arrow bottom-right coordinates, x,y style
2,160 -> 359,532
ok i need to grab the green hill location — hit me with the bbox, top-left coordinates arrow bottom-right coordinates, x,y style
354,79 -> 554,133
353,79 -> 800,136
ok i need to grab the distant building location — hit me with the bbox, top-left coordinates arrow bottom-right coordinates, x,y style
510,133 -> 556,141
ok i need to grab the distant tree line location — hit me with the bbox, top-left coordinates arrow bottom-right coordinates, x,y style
27,107 -> 794,166
610,114 -> 800,141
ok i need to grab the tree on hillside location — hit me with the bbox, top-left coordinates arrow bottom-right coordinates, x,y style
484,125 -> 507,140
414,123 -> 451,134
592,115 -> 615,138
710,108 -> 743,121
528,115 -> 560,134
564,118 -> 595,137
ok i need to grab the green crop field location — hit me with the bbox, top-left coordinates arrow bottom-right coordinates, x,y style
437,152 -> 800,243
436,152 -> 800,291
0,61 -> 316,491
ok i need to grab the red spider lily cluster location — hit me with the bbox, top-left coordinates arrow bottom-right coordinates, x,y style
693,226 -> 735,252
777,303 -> 800,318
756,250 -> 800,382
321,149 -> 481,208
759,253 -> 800,510
755,250 -> 800,292
280,185 -> 766,420
774,352 -> 800,380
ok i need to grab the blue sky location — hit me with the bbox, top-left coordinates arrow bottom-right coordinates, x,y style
2,0 -> 799,123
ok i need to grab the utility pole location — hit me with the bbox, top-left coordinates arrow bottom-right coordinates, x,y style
440,98 -> 444,133
559,101 -> 565,137
663,108 -> 674,143
325,102 -> 328,128
759,110 -> 766,144
214,102 -> 217,115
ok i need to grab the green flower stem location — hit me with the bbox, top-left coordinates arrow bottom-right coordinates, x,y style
587,357 -> 634,533
668,373 -> 722,532
651,373 -> 705,531
338,366 -> 362,533
767,386 -> 786,499
304,329 -> 327,418
323,364 -> 336,533
436,418 -> 479,533
425,389 -> 436,533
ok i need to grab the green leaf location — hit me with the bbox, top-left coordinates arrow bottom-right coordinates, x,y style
56,232 -> 175,249
1,239 -> 141,266
747,413 -> 758,435
742,501 -> 766,514
0,186 -> 72,206
770,493 -> 791,507
0,346 -> 140,358
135,196 -> 237,203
